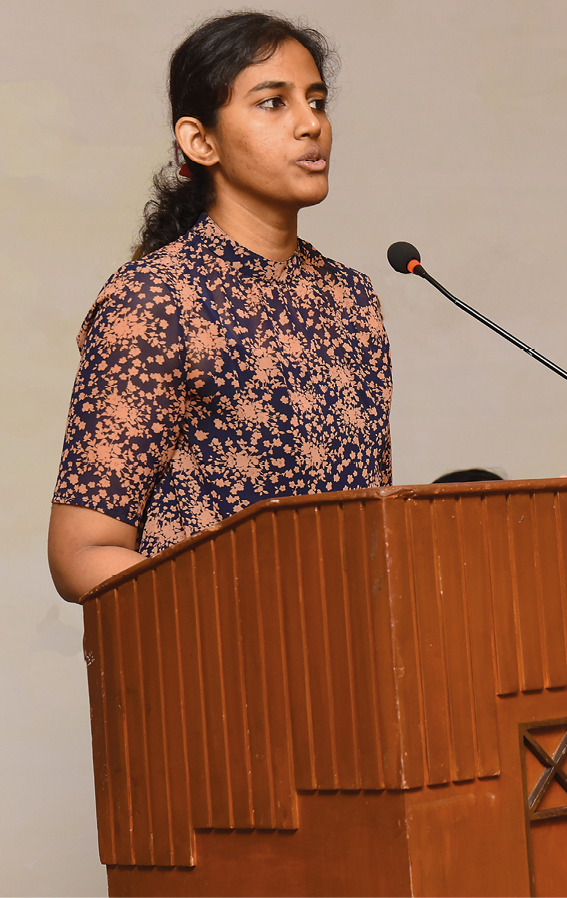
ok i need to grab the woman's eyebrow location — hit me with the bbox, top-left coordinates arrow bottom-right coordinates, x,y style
246,79 -> 328,96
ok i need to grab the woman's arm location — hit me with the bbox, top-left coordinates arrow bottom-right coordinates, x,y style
48,503 -> 145,603
50,267 -> 188,602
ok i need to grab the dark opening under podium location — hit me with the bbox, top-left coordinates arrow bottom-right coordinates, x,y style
81,480 -> 567,897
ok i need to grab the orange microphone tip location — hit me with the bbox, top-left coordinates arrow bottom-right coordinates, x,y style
407,258 -> 421,274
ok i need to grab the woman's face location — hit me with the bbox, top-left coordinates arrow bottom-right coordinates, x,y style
210,38 -> 332,217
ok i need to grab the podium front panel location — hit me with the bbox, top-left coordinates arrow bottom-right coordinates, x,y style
82,480 -> 567,896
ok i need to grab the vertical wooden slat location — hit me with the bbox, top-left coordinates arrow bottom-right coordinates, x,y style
555,492 -> 567,686
342,501 -> 384,789
432,497 -> 477,783
113,580 -> 154,865
173,550 -> 212,829
532,492 -> 567,688
234,521 -> 276,828
98,588 -> 134,862
254,512 -> 298,829
274,508 -> 317,790
154,561 -> 194,865
375,499 -> 425,789
296,505 -> 339,789
365,500 -> 403,789
83,596 -> 116,864
318,503 -> 361,789
211,530 -> 254,828
149,569 -> 175,863
484,492 -> 520,696
193,541 -> 233,828
508,493 -> 545,691
135,569 -> 174,864
407,498 -> 451,785
459,497 -> 500,777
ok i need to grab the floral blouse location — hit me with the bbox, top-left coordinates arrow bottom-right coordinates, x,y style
53,214 -> 392,557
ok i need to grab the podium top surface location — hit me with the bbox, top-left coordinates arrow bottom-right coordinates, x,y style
80,477 -> 567,602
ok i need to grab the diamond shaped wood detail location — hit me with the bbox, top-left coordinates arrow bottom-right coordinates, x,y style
522,721 -> 567,821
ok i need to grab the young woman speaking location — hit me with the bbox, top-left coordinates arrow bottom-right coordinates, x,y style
49,11 -> 392,603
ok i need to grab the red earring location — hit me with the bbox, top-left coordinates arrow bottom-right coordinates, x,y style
179,163 -> 192,179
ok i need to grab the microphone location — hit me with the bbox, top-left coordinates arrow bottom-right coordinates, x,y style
387,241 -> 567,381
387,241 -> 425,276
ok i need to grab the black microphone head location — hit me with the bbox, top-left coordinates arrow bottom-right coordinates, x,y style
387,241 -> 421,273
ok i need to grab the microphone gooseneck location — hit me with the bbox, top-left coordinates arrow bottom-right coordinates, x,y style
387,241 -> 567,382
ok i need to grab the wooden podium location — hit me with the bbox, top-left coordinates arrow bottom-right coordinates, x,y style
81,480 -> 567,897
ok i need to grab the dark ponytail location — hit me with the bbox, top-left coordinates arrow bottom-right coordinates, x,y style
133,11 -> 337,259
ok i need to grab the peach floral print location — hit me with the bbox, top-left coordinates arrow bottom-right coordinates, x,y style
54,215 -> 392,557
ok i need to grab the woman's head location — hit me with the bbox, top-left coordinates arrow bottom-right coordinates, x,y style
175,31 -> 333,226
135,11 -> 337,258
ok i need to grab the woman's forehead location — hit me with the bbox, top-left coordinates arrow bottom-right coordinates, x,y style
232,40 -> 322,97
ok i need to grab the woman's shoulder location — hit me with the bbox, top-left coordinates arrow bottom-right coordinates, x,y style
297,238 -> 376,294
103,233 -> 193,294
78,232 -> 202,349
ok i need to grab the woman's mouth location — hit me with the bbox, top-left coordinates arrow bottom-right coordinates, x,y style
295,151 -> 327,172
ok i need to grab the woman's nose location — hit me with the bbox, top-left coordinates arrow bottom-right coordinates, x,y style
294,101 -> 323,139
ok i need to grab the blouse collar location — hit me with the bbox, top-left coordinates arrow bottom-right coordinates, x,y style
190,213 -> 303,283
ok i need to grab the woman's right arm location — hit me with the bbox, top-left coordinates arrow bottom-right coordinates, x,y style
48,503 -> 145,603
51,268 -> 187,603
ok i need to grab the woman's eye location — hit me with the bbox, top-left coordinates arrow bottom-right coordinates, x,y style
309,97 -> 327,111
259,97 -> 285,109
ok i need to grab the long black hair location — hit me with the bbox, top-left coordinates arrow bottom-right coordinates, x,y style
133,11 -> 338,259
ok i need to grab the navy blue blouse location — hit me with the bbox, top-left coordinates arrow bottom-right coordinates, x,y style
54,214 -> 392,556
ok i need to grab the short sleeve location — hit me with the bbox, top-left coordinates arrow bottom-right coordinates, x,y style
53,269 -> 187,528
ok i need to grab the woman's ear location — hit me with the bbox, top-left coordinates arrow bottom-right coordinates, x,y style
175,117 -> 219,167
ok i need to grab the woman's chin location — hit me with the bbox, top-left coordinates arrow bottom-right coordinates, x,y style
297,183 -> 330,209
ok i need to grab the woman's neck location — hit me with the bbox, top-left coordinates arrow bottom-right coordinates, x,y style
207,195 -> 298,261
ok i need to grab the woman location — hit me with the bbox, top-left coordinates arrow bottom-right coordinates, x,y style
48,11 -> 393,603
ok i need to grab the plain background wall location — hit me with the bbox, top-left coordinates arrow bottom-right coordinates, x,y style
2,1 -> 567,895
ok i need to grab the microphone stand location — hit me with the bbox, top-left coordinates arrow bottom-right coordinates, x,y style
413,264 -> 567,382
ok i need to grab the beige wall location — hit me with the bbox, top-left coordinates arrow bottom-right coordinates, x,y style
2,1 -> 567,894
